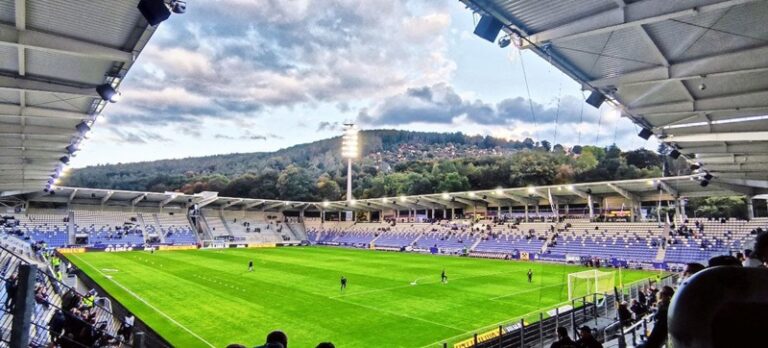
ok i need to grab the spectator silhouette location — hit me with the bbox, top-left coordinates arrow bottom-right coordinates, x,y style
575,326 -> 603,348
254,330 -> 287,348
316,343 -> 335,348
550,327 -> 578,348
638,286 -> 674,348
708,255 -> 741,267
617,301 -> 633,326
744,232 -> 767,267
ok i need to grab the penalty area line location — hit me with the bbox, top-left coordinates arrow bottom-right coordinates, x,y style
70,254 -> 216,348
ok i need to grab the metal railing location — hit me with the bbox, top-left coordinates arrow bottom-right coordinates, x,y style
0,243 -> 141,347
444,273 -> 678,348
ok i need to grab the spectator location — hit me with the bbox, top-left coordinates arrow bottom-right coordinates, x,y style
4,274 -> 17,310
744,232 -> 767,267
48,309 -> 66,343
254,330 -> 288,348
638,286 -> 674,348
550,327 -> 578,348
708,255 -> 741,267
680,262 -> 705,284
617,301 -> 633,326
575,326 -> 603,348
629,299 -> 646,319
316,343 -> 335,348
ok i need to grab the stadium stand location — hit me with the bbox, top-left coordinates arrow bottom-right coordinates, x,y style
72,208 -> 146,247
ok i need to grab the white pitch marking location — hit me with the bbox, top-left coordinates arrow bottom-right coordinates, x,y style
71,255 -> 216,348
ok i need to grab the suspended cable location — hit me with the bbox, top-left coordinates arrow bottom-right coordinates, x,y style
552,79 -> 563,148
612,117 -> 620,146
577,90 -> 585,145
595,107 -> 603,145
519,50 -> 538,142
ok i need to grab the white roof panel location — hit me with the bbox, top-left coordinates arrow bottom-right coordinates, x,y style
462,0 -> 768,182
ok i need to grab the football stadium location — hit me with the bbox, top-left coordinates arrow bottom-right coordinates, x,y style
0,1 -> 767,348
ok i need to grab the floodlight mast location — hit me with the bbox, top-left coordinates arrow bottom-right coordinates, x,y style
342,123 -> 358,220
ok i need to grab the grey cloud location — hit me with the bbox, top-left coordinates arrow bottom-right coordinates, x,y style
108,0 -> 455,129
109,129 -> 170,144
357,83 -> 602,127
317,121 -> 341,132
214,134 -> 235,140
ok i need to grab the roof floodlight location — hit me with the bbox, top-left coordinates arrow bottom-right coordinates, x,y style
96,84 -> 121,103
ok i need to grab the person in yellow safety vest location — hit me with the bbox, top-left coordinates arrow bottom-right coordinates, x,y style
56,271 -> 62,281
83,289 -> 96,308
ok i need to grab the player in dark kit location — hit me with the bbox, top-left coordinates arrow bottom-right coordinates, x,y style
248,260 -> 254,272
441,269 -> 448,284
340,275 -> 347,292
527,269 -> 533,283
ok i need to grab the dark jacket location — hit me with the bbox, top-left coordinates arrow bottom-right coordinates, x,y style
643,301 -> 670,348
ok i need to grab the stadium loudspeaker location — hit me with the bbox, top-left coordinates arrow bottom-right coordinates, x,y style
585,91 -> 606,109
690,163 -> 701,170
137,0 -> 171,26
473,15 -> 504,43
75,122 -> 90,135
700,180 -> 709,187
638,128 -> 653,140
59,156 -> 70,165
703,173 -> 713,181
669,149 -> 681,159
65,144 -> 78,155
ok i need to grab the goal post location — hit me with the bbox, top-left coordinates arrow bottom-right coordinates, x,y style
567,270 -> 615,301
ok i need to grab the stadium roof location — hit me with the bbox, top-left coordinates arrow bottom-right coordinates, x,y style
0,0 -> 158,195
460,0 -> 768,188
25,175 -> 767,212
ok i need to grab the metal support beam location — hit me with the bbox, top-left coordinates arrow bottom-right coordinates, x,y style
67,188 -> 77,202
100,190 -> 113,204
10,264 -> 36,348
0,23 -> 133,63
0,75 -> 99,97
222,199 -> 244,209
244,200 -> 265,209
607,183 -> 640,202
665,131 -> 768,143
159,193 -> 179,208
131,193 -> 146,206
522,0 -> 755,48
657,181 -> 679,198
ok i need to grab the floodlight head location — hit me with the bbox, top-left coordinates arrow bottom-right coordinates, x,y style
669,149 -> 681,159
647,180 -> 655,186
527,186 -> 536,194
96,84 -> 121,103
349,199 -> 356,206
75,121 -> 91,135
59,156 -> 70,165
381,197 -> 388,203
567,185 -> 574,191
469,192 -> 476,198
703,172 -> 713,181
399,196 -> 406,202
690,163 -> 701,170
495,188 -> 503,195
700,180 -> 709,187
341,124 -> 359,159
498,35 -> 511,48
65,144 -> 78,155
442,193 -> 450,199
137,0 -> 171,26
322,200 -> 330,207
170,0 -> 187,14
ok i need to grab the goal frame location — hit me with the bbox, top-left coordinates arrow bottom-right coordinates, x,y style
567,269 -> 615,301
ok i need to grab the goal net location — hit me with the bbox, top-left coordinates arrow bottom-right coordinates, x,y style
567,270 -> 615,301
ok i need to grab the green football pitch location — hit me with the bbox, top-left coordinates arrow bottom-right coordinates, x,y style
66,247 -> 654,348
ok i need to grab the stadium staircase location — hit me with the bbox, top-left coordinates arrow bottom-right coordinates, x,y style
67,211 -> 76,245
194,212 -> 215,241
285,221 -> 307,241
136,213 -> 151,244
654,245 -> 666,261
469,238 -> 482,251
217,211 -> 234,236
151,213 -> 167,243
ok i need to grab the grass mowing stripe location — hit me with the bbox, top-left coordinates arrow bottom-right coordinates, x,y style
70,254 -> 216,348
69,247 -> 654,347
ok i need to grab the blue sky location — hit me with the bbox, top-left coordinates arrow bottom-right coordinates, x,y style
71,0 -> 651,168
